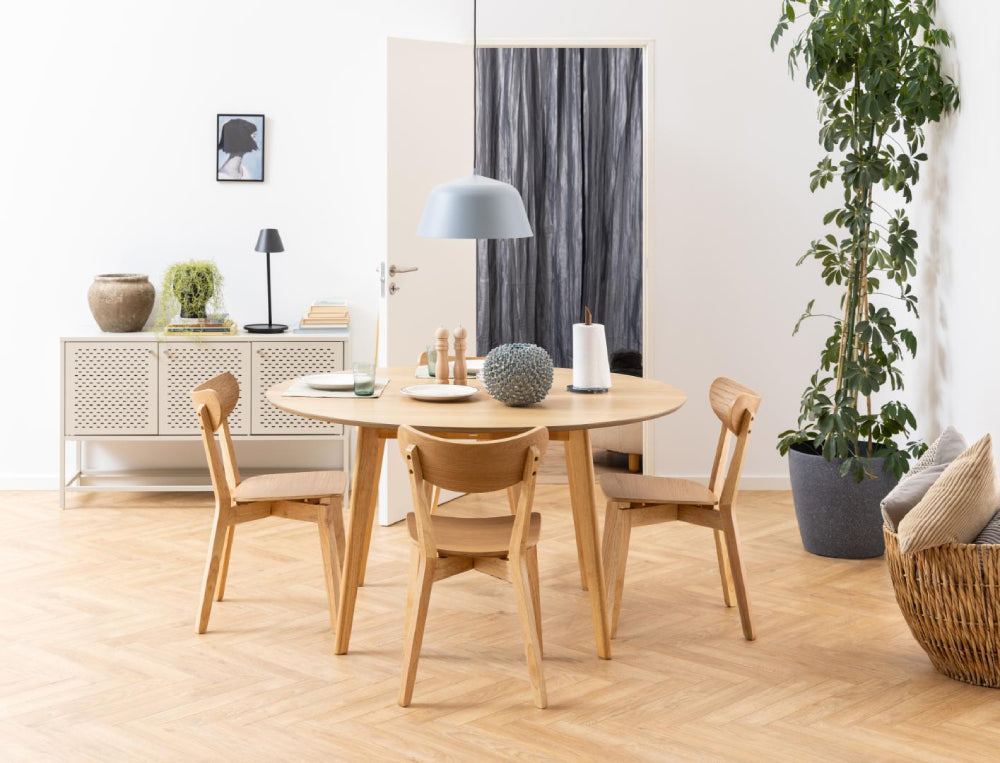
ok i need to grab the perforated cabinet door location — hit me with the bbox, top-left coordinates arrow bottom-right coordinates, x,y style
65,342 -> 158,435
159,342 -> 252,435
251,341 -> 345,435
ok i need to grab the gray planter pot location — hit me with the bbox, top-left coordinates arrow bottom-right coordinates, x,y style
788,444 -> 898,559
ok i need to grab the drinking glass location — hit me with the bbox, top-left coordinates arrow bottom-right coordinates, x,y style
426,345 -> 437,377
353,361 -> 375,396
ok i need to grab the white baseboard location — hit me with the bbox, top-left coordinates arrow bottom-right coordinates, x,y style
0,475 -> 59,490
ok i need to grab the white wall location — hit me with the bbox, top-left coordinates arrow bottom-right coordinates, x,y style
1,0 -> 841,488
0,0 -> 470,485
908,4 -> 1000,448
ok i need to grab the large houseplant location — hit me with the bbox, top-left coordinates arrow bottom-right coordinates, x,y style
772,0 -> 959,558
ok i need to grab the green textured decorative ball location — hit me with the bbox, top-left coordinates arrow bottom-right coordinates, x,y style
482,343 -> 554,407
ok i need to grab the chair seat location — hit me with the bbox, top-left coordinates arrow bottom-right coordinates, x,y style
599,473 -> 718,506
233,470 -> 347,503
406,512 -> 541,557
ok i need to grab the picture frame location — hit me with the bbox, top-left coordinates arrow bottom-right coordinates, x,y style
217,114 -> 265,182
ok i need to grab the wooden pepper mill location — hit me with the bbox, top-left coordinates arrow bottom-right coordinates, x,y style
452,325 -> 468,385
435,326 -> 450,384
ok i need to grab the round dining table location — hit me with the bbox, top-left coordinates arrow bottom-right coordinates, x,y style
268,367 -> 685,659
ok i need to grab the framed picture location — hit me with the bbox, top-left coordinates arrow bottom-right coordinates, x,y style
217,114 -> 264,182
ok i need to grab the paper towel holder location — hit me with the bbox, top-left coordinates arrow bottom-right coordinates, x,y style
568,306 -> 610,394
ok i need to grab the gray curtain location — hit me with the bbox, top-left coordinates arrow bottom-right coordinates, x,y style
476,48 -> 643,367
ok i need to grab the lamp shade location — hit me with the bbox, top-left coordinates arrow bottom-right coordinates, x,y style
417,174 -> 532,239
254,228 -> 284,253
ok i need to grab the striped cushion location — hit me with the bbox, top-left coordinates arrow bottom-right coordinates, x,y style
976,510 -> 1000,545
897,435 -> 999,554
881,426 -> 968,531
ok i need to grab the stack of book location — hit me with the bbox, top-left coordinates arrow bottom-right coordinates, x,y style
165,314 -> 236,335
295,300 -> 350,334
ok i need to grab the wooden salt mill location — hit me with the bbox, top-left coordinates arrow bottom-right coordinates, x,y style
452,325 -> 468,385
435,326 -> 450,384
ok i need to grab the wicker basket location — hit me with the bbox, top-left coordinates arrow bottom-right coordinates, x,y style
884,527 -> 1000,687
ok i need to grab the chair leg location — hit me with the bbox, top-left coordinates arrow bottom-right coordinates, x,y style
602,502 -> 632,639
511,553 -> 547,709
719,506 -> 755,641
525,546 -> 543,656
329,496 -> 346,564
713,528 -> 736,608
215,525 -> 235,602
197,508 -> 231,634
399,550 -> 436,707
429,485 -> 441,516
318,500 -> 344,632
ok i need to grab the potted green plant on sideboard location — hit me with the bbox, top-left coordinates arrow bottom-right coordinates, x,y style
772,0 -> 959,558
157,260 -> 226,326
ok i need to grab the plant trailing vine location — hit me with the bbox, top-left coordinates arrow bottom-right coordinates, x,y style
772,0 -> 959,481
155,260 -> 226,329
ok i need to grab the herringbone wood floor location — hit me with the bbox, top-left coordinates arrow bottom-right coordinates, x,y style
2,486 -> 999,761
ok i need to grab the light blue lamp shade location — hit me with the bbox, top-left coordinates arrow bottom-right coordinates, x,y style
417,173 -> 533,239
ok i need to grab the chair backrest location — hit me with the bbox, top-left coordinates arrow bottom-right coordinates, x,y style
706,377 -> 761,508
398,426 -> 549,556
191,373 -> 242,505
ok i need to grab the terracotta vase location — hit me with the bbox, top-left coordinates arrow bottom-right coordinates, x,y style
87,274 -> 155,333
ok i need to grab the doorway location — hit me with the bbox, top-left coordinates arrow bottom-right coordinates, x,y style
383,38 -> 653,524
476,42 -> 651,479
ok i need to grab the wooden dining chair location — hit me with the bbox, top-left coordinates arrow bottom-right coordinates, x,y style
191,372 -> 347,635
599,377 -> 761,641
397,425 -> 549,708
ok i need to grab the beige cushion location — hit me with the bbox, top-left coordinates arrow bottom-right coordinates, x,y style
881,426 -> 968,531
897,435 -> 998,554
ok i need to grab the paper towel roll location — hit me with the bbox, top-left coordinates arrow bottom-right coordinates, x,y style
572,322 -> 612,390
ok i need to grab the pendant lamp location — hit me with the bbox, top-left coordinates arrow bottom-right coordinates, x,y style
417,0 -> 532,240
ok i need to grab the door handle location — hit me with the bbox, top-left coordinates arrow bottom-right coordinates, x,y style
389,265 -> 418,276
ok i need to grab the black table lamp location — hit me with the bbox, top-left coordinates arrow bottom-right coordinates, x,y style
244,228 -> 288,334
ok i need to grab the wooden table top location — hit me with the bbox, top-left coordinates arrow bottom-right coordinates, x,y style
267,367 -> 686,432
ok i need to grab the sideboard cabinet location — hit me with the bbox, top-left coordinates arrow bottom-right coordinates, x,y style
60,332 -> 350,507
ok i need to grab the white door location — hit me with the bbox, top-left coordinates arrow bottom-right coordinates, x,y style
380,38 -> 476,525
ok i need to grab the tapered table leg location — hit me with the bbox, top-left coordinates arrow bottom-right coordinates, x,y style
334,425 -> 387,655
564,428 -> 612,659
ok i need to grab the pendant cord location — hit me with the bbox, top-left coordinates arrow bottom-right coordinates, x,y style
473,0 -> 478,173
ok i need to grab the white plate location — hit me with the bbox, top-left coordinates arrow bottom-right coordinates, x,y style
401,384 -> 478,402
302,373 -> 355,391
